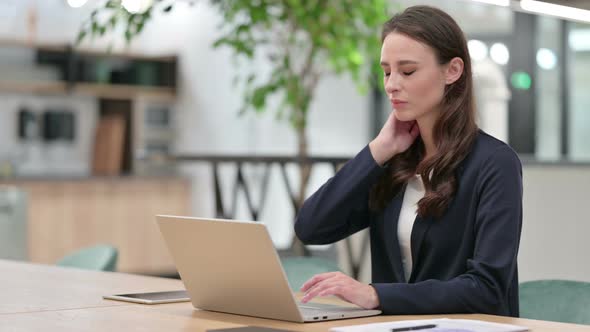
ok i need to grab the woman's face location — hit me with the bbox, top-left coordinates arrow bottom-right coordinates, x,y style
380,32 -> 449,122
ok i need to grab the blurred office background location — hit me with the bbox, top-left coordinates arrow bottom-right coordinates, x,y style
0,0 -> 589,287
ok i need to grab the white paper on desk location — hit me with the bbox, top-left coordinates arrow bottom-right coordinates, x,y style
330,318 -> 528,332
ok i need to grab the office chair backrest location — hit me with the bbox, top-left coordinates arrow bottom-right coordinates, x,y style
281,256 -> 340,290
56,244 -> 118,272
0,186 -> 27,261
520,279 -> 590,325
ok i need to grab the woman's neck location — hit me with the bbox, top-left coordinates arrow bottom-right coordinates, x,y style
416,112 -> 438,160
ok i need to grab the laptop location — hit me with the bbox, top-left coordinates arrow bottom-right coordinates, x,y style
156,215 -> 382,323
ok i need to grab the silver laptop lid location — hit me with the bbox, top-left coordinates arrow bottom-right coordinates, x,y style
156,215 -> 304,322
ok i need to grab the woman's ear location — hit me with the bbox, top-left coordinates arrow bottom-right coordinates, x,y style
445,57 -> 464,85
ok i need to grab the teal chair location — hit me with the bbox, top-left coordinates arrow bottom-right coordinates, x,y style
280,256 -> 340,290
56,245 -> 118,272
519,279 -> 590,325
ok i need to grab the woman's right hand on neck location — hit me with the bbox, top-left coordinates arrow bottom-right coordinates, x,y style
369,111 -> 420,166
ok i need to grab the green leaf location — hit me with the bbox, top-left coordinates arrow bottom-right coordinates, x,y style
235,24 -> 250,35
251,87 -> 267,111
250,6 -> 268,24
108,15 -> 118,28
125,29 -> 132,43
212,38 -> 226,48
76,30 -> 86,44
348,51 -> 363,66
136,21 -> 145,34
128,13 -> 138,24
91,21 -> 99,34
105,0 -> 118,9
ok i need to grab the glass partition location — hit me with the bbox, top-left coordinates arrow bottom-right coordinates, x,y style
376,0 -> 590,163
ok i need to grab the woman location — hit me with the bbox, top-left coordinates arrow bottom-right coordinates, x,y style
294,5 -> 522,317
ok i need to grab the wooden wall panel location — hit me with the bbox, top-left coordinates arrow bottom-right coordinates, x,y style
3,177 -> 190,275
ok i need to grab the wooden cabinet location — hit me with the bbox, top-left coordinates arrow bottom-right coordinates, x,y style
3,177 -> 190,275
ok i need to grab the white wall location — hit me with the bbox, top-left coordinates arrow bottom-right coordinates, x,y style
519,166 -> 590,282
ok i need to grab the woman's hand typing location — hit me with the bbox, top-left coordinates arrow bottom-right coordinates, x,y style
300,272 -> 380,309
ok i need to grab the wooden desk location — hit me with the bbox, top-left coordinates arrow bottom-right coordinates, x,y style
1,260 -> 589,331
0,260 -> 183,314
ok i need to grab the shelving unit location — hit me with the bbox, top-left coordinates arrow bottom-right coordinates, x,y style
74,83 -> 175,101
0,81 -> 67,95
0,38 -> 179,176
0,39 -> 177,95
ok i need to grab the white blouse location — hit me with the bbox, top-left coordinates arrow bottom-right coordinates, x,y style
397,174 -> 426,282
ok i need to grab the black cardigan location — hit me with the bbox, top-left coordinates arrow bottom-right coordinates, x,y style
295,131 -> 522,316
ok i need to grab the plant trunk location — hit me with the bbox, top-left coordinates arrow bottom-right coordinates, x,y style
291,124 -> 312,256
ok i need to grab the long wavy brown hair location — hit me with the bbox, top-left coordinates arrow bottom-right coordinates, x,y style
369,6 -> 478,218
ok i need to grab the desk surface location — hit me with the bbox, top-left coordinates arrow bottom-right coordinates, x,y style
0,259 -> 183,314
1,260 -> 589,331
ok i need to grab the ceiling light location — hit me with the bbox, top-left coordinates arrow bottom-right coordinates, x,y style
520,0 -> 590,23
67,0 -> 88,8
536,48 -> 557,70
122,0 -> 153,14
468,40 -> 488,62
490,43 -> 510,65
